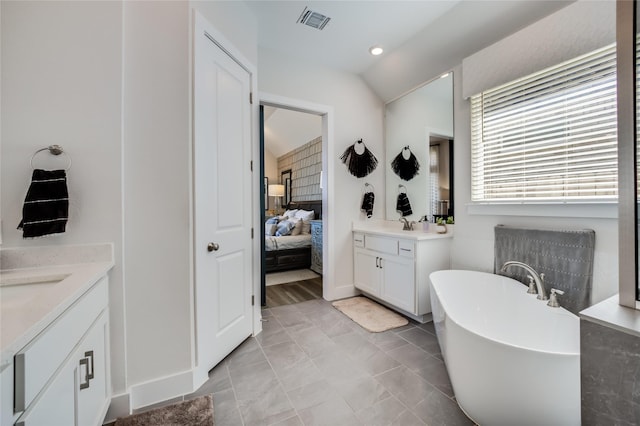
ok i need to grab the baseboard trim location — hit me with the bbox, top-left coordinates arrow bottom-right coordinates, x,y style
325,284 -> 358,301
104,392 -> 131,423
128,369 -> 198,410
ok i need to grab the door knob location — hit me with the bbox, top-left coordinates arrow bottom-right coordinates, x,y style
207,242 -> 219,252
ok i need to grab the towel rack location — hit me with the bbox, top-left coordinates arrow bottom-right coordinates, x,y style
30,145 -> 72,171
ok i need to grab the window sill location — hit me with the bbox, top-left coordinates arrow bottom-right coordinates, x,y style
580,295 -> 640,339
466,202 -> 617,219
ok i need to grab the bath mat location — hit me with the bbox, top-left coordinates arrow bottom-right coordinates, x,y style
332,296 -> 408,332
114,394 -> 214,426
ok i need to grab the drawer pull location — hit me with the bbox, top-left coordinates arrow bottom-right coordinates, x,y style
79,350 -> 95,390
400,248 -> 412,252
79,357 -> 90,390
85,350 -> 94,380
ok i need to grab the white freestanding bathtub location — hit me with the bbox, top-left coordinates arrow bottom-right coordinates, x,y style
430,270 -> 580,426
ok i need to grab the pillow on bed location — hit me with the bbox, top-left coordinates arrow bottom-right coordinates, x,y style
265,224 -> 277,236
275,220 -> 295,236
283,209 -> 298,219
290,219 -> 303,236
265,217 -> 279,236
293,210 -> 314,234
294,209 -> 315,222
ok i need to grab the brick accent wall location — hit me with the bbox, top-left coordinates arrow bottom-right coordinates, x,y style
278,136 -> 322,202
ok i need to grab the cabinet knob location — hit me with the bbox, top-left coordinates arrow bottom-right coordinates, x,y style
207,242 -> 220,252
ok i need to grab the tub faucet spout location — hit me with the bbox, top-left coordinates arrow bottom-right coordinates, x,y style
500,261 -> 548,301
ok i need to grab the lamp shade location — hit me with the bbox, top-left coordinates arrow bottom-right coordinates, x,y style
268,184 -> 285,197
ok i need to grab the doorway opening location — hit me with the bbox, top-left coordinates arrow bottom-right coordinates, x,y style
259,95 -> 330,308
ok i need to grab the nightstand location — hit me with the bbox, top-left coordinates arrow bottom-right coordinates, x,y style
310,220 -> 323,274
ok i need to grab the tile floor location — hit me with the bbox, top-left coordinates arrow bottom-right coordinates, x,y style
179,298 -> 474,426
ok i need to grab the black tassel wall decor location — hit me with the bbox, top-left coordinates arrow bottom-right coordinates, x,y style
391,146 -> 420,181
340,139 -> 378,178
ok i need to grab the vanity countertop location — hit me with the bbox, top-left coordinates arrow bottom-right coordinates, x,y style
0,244 -> 114,368
352,220 -> 454,241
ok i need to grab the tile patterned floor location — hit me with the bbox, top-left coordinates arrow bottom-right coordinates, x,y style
177,298 -> 473,426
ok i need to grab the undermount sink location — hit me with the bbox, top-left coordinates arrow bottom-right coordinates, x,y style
0,273 -> 70,287
0,272 -> 71,307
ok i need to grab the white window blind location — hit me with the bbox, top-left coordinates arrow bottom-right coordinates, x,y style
471,44 -> 618,203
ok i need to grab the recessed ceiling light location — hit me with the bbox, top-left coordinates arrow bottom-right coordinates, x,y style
369,46 -> 384,56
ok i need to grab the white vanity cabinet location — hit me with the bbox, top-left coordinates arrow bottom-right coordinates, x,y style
353,231 -> 451,322
11,276 -> 111,426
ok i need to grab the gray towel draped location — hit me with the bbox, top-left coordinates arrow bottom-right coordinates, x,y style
17,169 -> 69,238
494,225 -> 595,314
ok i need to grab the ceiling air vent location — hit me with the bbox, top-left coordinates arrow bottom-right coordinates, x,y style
297,7 -> 331,30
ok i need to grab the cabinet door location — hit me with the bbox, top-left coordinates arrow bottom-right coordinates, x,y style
354,249 -> 381,296
380,255 -> 415,313
16,312 -> 109,426
15,360 -> 76,426
77,312 -> 109,426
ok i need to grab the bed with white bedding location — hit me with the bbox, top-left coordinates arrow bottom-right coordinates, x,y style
264,201 -> 321,273
265,234 -> 312,251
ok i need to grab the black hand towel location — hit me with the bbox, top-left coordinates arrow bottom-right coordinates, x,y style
17,169 -> 69,238
396,192 -> 413,217
361,191 -> 375,218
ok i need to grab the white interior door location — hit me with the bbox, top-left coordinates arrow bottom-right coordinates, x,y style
194,23 -> 253,372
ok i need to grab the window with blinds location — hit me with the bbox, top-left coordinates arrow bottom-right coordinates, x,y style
471,44 -> 618,203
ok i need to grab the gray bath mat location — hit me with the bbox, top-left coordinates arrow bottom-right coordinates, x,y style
114,394 -> 214,426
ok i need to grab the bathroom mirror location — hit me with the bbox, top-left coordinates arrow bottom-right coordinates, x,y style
384,72 -> 454,221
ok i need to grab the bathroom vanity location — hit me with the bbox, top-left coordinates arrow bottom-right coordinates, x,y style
352,222 -> 451,323
0,244 -> 114,426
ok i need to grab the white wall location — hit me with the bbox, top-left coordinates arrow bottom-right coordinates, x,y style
122,0 -> 192,389
0,0 -> 127,392
450,0 -> 618,304
259,47 -> 384,298
264,108 -> 322,158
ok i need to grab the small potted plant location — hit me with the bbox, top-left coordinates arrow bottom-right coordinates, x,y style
435,217 -> 448,234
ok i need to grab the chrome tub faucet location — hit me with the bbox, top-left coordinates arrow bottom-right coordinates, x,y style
500,261 -> 548,301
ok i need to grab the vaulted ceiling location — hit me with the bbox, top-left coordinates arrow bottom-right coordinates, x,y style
245,0 -> 574,101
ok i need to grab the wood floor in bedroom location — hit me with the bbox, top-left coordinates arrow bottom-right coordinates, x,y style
265,276 -> 323,308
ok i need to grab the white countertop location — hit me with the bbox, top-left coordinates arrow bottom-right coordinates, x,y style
352,220 -> 454,241
0,244 -> 114,368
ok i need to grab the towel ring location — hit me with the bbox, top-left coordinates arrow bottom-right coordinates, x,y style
364,182 -> 375,193
30,145 -> 72,171
398,184 -> 407,194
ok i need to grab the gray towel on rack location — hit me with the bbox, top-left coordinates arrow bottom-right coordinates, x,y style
494,225 -> 595,314
17,169 -> 69,238
361,192 -> 375,218
396,193 -> 412,217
